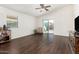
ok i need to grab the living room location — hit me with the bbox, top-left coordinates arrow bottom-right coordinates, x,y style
0,4 -> 78,54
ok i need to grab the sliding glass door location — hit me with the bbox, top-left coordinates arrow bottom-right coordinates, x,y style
43,19 -> 49,33
43,19 -> 54,33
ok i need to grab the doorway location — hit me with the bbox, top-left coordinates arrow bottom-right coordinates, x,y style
43,19 -> 54,33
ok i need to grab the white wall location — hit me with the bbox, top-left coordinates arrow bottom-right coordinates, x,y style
74,5 -> 79,18
0,6 -> 36,39
0,5 -> 75,39
36,5 -> 74,36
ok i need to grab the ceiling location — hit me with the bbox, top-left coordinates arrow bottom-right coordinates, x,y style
0,4 -> 70,16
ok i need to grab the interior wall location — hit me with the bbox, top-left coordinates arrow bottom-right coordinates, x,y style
74,4 -> 79,18
0,5 -> 75,39
0,6 -> 36,39
36,5 -> 74,36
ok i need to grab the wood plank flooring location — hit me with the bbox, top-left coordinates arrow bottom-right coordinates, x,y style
0,34 -> 72,54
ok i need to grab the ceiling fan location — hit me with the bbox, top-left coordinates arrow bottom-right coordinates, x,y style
35,4 -> 51,12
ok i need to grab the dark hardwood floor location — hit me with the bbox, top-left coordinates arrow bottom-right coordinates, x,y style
0,34 -> 72,54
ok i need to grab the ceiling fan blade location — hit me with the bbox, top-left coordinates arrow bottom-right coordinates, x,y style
40,4 -> 44,8
45,8 -> 49,11
40,10 -> 42,12
45,5 -> 51,8
35,8 -> 41,9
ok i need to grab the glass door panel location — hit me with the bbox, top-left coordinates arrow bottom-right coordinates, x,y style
43,19 -> 54,33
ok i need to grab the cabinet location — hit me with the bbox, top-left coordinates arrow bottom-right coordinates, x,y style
75,32 -> 79,54
69,31 -> 79,54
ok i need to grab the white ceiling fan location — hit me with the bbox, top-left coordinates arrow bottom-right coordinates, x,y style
35,4 -> 51,12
